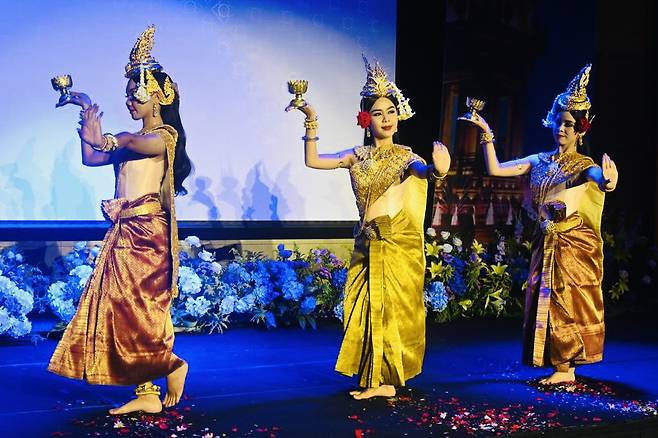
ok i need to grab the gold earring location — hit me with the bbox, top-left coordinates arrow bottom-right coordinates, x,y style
366,127 -> 371,138
153,104 -> 159,118
577,135 -> 583,146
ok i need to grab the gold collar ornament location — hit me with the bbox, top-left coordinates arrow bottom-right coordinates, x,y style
543,64 -> 592,127
125,25 -> 175,106
360,55 -> 414,121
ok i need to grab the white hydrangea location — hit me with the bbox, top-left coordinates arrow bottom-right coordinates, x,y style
178,266 -> 202,295
184,296 -> 211,317
184,236 -> 202,247
70,265 -> 93,287
441,243 -> 454,254
210,262 -> 223,274
198,250 -> 214,262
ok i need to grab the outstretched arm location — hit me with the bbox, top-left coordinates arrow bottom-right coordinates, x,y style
458,114 -> 534,177
285,101 -> 356,170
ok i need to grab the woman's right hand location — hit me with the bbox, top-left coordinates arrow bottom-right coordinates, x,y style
457,113 -> 492,133
56,91 -> 92,109
285,100 -> 317,120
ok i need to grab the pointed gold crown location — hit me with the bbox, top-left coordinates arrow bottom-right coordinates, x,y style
125,25 -> 162,77
124,25 -> 175,106
543,64 -> 592,126
360,55 -> 414,120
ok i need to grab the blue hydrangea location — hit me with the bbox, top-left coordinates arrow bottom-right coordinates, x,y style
300,296 -> 316,315
448,271 -> 467,296
219,295 -> 237,315
425,281 -> 448,312
235,294 -> 256,313
223,262 -> 251,285
334,301 -> 344,322
331,268 -> 348,290
282,280 -> 304,301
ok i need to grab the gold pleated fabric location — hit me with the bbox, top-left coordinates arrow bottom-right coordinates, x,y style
523,153 -> 606,371
335,144 -> 427,388
48,124 -> 183,385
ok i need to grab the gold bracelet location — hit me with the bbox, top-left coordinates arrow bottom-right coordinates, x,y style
91,133 -> 118,152
480,131 -> 495,144
304,118 -> 319,130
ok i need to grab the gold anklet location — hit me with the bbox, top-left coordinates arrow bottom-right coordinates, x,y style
135,382 -> 161,397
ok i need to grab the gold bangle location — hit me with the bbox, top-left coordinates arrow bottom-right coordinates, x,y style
480,131 -> 495,144
91,133 -> 118,152
304,118 -> 319,130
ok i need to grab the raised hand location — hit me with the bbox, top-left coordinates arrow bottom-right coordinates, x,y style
78,104 -> 104,148
285,100 -> 317,120
457,113 -> 491,133
432,141 -> 451,176
602,153 -> 618,190
56,91 -> 92,109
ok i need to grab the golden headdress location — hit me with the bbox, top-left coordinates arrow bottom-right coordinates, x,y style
124,25 -> 175,106
360,55 -> 414,120
543,64 -> 592,127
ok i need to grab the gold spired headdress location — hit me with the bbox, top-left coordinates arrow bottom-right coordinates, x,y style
124,25 -> 175,106
360,55 -> 414,120
543,64 -> 592,126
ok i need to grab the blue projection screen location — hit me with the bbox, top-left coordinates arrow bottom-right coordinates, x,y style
0,0 -> 396,221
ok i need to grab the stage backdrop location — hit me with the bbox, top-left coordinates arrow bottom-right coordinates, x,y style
0,0 -> 396,221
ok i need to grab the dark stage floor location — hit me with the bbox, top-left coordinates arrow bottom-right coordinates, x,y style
1,314 -> 657,437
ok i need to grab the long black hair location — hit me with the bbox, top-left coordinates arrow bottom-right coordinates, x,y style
360,95 -> 401,146
131,70 -> 193,196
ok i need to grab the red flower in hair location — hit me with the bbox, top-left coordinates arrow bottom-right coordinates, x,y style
356,111 -> 371,129
575,117 -> 591,133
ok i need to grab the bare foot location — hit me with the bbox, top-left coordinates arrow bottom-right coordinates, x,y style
352,385 -> 396,400
109,394 -> 162,415
164,361 -> 188,408
539,368 -> 575,385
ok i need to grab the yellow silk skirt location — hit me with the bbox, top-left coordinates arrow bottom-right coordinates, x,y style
335,209 -> 426,388
48,193 -> 184,385
522,212 -> 605,371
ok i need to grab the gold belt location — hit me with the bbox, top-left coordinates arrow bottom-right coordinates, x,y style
119,201 -> 162,219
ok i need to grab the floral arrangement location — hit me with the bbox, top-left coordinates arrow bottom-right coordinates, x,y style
172,237 -> 348,333
0,207 -> 652,340
0,248 -> 35,338
47,242 -> 99,324
422,229 -> 529,323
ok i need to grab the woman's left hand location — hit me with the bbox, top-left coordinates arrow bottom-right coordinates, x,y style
78,104 -> 104,148
432,141 -> 451,176
602,153 -> 618,190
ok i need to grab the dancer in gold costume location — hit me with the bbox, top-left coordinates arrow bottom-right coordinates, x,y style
48,26 -> 192,414
460,65 -> 618,384
286,56 -> 451,399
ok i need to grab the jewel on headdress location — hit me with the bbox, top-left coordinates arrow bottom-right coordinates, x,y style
125,25 -> 175,106
360,54 -> 414,121
543,64 -> 592,127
